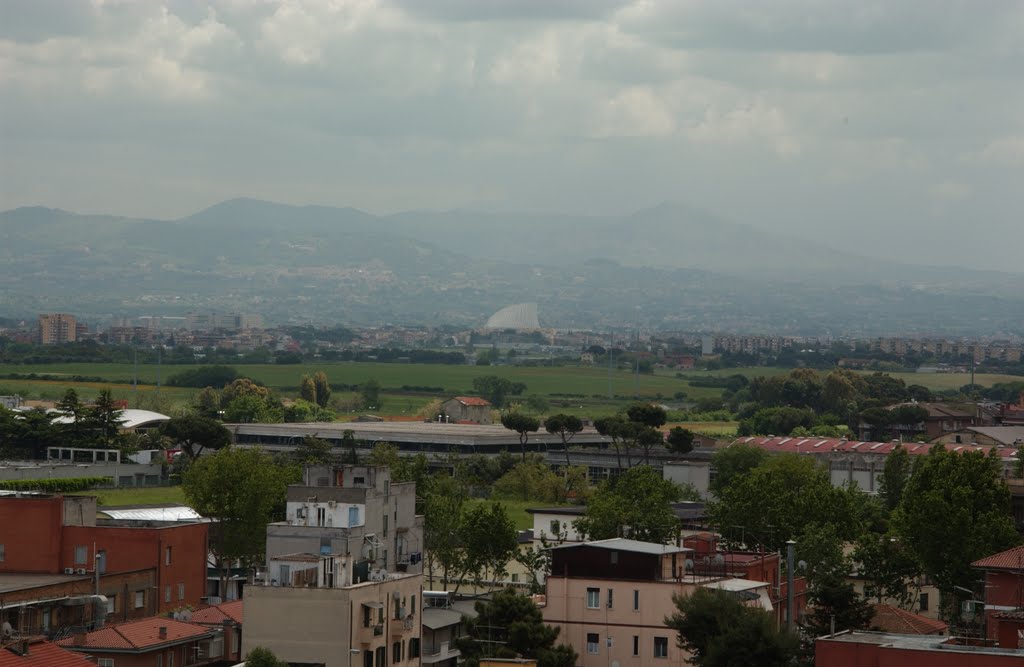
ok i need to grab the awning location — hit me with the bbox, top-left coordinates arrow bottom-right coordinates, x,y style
362,601 -> 384,609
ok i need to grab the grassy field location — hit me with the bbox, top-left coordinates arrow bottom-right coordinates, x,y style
89,486 -> 187,507
670,366 -> 1020,392
466,498 -> 567,531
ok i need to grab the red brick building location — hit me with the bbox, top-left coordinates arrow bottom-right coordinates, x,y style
190,599 -> 243,663
0,492 -> 207,638
816,631 -> 1024,666
57,617 -> 222,667
972,544 -> 1024,640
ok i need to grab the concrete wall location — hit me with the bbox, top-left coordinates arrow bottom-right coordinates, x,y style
663,462 -> 711,498
0,495 -> 64,573
0,461 -> 164,487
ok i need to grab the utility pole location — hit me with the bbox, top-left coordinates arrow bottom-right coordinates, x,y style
786,540 -> 796,631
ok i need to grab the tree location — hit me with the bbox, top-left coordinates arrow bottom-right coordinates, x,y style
455,588 -> 577,667
574,465 -> 682,543
243,646 -> 287,667
220,378 -> 270,406
299,374 -> 317,404
472,375 -> 527,408
159,415 -> 232,462
852,531 -> 921,608
292,435 -> 335,465
183,447 -> 291,594
223,394 -> 283,424
877,443 -> 911,511
626,403 -> 667,428
0,406 -> 57,459
56,388 -> 88,447
83,388 -> 126,449
312,371 -> 332,408
283,398 -> 334,423
193,386 -> 222,419
709,444 -> 768,497
458,502 -> 518,589
593,415 -> 630,469
545,414 -> 583,469
665,587 -> 799,667
738,406 -> 816,437
360,378 -> 381,410
892,445 -> 1019,621
708,454 -> 860,551
501,411 -> 540,462
666,426 -> 695,455
422,473 -> 467,591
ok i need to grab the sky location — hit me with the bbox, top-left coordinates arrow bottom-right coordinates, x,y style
1,0 -> 1022,271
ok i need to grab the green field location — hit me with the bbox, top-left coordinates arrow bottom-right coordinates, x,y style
89,486 -> 187,507
466,498 -> 568,531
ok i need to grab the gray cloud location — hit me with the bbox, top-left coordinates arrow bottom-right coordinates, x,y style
0,0 -> 1021,272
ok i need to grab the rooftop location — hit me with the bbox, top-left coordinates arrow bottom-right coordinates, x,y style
0,573 -> 88,595
732,436 -> 1017,459
0,638 -> 97,667
819,630 -> 1024,657
449,396 -> 492,407
190,599 -> 243,626
550,538 -> 692,556
972,544 -> 1024,571
97,504 -> 204,522
870,604 -> 948,635
525,506 -> 586,516
56,617 -> 215,652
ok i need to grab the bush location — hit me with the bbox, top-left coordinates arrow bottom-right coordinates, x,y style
166,365 -> 240,388
0,477 -> 113,492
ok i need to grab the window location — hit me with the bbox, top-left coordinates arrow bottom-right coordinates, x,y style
587,633 -> 600,655
511,573 -> 519,583
75,545 -> 88,565
550,519 -> 561,534
384,480 -> 390,496
98,660 -> 114,667
633,589 -> 639,611
586,587 -> 600,609
409,638 -> 420,658
411,595 -> 416,615
0,543 -> 4,562
97,550 -> 107,575
157,656 -> 162,667
610,550 -> 618,565
393,641 -> 402,663
607,588 -> 614,609
317,506 -> 327,527
633,635 -> 639,656
349,506 -> 360,526
164,586 -> 171,603
134,590 -> 145,609
165,546 -> 172,565
363,605 -> 372,627
383,515 -> 389,538
376,646 -> 386,667
106,595 -> 116,615
280,564 -> 291,585
178,583 -> 185,600
654,636 -> 669,659
168,653 -> 173,667
919,592 -> 929,612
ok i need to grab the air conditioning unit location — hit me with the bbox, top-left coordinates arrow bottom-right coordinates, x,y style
64,567 -> 75,575
328,500 -> 336,509
76,568 -> 88,575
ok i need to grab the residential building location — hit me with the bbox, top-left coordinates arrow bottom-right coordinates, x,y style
243,465 -> 424,667
37,314 -> 80,345
0,637 -> 97,667
541,538 -> 778,667
0,492 -> 208,637
439,397 -> 493,424
972,544 -> 1024,640
420,591 -> 461,667
869,604 -> 948,635
58,616 -> 223,667
931,426 -> 1024,448
858,403 -> 977,442
189,599 -> 244,664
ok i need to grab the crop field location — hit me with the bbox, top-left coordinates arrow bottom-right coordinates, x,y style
673,366 -> 1020,392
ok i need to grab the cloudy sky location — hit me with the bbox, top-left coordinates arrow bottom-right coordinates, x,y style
1,0 -> 1022,271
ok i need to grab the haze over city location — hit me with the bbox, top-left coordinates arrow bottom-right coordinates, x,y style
2,0 -> 1023,272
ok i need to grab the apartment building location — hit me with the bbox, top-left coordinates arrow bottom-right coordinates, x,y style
243,465 -> 424,667
37,314 -> 81,345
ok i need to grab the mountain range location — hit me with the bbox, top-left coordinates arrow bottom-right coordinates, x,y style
0,199 -> 1021,337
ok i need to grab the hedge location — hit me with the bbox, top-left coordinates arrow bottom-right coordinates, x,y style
0,477 -> 113,492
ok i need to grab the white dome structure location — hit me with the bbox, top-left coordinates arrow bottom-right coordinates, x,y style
485,303 -> 540,329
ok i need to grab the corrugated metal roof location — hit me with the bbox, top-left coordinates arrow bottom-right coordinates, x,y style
97,505 -> 202,521
731,436 -> 1017,459
550,538 -> 691,555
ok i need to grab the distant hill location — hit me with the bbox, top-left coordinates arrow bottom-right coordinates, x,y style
0,199 -> 1021,336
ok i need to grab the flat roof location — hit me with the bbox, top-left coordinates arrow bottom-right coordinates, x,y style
551,538 -> 692,556
228,421 -> 610,447
0,573 -> 88,595
98,505 -> 203,522
526,506 -> 586,516
820,631 -> 1024,657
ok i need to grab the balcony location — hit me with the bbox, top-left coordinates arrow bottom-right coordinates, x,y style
421,641 -> 460,665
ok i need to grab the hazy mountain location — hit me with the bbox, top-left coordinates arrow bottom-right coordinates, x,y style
1,199 -> 1022,336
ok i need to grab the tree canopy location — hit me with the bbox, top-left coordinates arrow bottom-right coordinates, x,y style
574,465 -> 683,543
472,375 -> 526,408
455,588 -> 577,667
159,414 -> 232,461
501,411 -> 540,461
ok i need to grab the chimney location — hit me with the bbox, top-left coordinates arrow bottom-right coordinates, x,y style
158,626 -> 168,639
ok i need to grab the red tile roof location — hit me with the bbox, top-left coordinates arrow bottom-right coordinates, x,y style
191,599 -> 243,625
972,545 -> 1024,571
870,604 -> 948,635
0,639 -> 96,667
56,617 -> 214,652
731,436 -> 1017,459
452,396 -> 491,407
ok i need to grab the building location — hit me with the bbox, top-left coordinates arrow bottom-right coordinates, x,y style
815,630 -> 1024,666
541,538 -> 780,667
972,544 -> 1024,640
869,604 -> 948,635
932,426 -> 1024,448
858,403 -> 977,442
0,637 -> 97,667
0,492 -> 208,638
243,465 -> 424,667
190,599 -> 244,664
57,616 -> 223,667
420,591 -> 461,667
439,397 -> 493,425
37,314 -> 81,345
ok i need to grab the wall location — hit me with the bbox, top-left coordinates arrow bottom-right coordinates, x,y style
62,522 -> 208,614
815,639 -> 1024,667
663,463 -> 710,499
70,641 -> 203,667
531,512 -> 585,544
0,495 -> 63,573
543,575 -> 693,667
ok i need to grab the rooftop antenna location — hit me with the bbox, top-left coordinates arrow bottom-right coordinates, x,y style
132,347 -> 138,408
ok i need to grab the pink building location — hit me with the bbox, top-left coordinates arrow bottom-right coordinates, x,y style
541,538 -> 775,667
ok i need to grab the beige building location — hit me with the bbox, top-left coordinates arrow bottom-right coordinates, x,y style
244,465 -> 425,667
38,313 -> 79,344
542,539 -> 774,667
